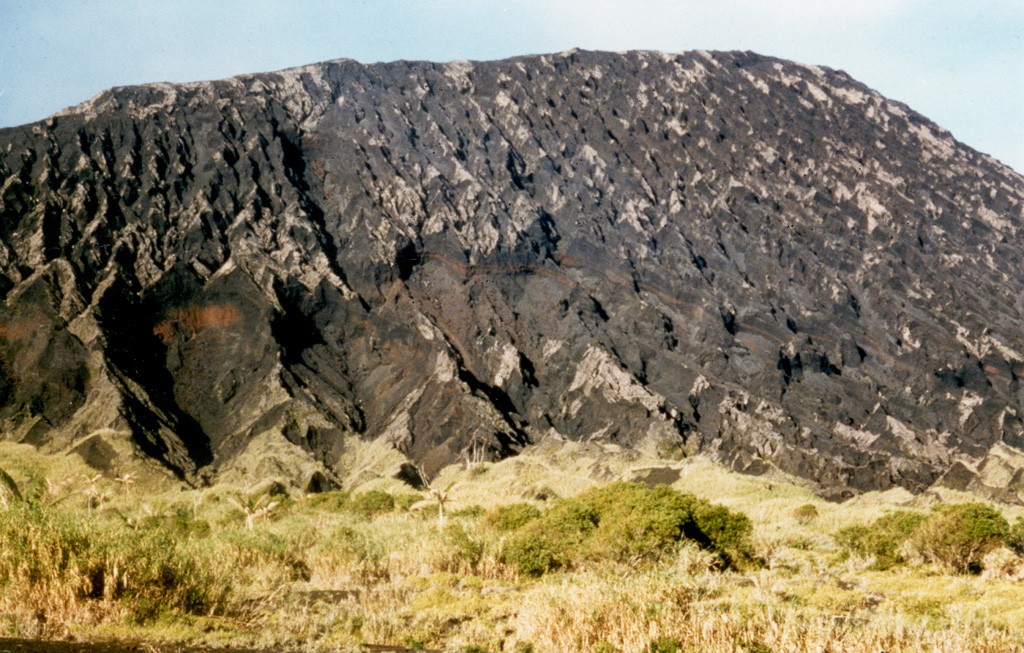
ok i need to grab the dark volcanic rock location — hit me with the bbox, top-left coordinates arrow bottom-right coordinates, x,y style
2,49 -> 1024,498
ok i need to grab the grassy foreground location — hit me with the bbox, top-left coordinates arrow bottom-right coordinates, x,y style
2,439 -> 1024,652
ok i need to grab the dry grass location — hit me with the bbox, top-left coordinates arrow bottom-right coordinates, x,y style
510,571 -> 1022,653
1,439 -> 1023,651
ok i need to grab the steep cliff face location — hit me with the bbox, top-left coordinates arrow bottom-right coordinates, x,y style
2,49 -> 1023,498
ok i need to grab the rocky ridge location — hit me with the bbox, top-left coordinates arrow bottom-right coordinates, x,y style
1,49 -> 1023,499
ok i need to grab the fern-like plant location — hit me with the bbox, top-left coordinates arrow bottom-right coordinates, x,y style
0,468 -> 74,508
0,468 -> 23,507
227,493 -> 280,529
114,472 -> 136,496
411,481 -> 458,530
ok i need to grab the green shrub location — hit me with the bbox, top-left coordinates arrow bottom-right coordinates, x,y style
834,525 -> 869,556
913,502 -> 1009,574
503,500 -> 599,575
793,504 -> 818,525
303,490 -> 350,512
1006,517 -> 1024,556
834,510 -> 927,570
443,523 -> 484,572
689,501 -> 753,565
486,502 -> 542,531
583,483 -> 696,564
500,482 -> 751,576
452,504 -> 486,519
503,530 -> 558,576
349,490 -> 395,518
393,492 -> 423,511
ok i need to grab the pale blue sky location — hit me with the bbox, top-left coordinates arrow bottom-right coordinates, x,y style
1,0 -> 1022,172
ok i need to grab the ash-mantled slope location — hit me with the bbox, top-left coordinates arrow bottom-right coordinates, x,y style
2,49 -> 1023,498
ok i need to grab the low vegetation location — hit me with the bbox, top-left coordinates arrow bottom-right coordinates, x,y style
834,510 -> 930,570
501,482 -> 751,576
1,441 -> 1024,652
833,502 -> 1015,575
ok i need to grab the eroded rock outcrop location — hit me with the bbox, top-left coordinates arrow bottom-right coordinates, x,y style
2,49 -> 1023,498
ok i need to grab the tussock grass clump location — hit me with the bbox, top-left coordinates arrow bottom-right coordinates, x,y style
99,531 -> 228,624
137,505 -> 212,540
439,523 -> 485,574
0,503 -> 230,636
310,524 -> 390,585
501,482 -> 752,576
220,527 -> 312,585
